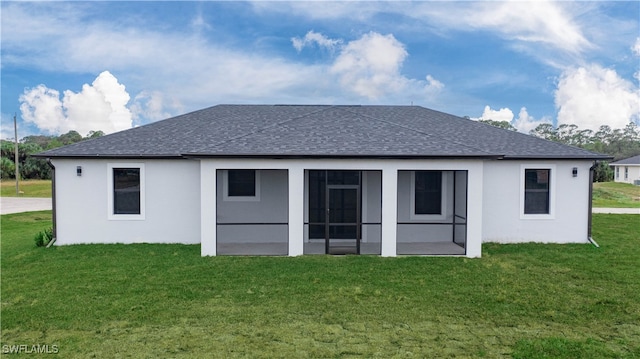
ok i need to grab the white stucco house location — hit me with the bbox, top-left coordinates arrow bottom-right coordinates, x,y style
35,105 -> 610,257
611,155 -> 640,185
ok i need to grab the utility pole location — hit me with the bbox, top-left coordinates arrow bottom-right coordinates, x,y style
14,113 -> 19,196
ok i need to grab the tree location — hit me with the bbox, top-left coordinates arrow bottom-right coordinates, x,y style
478,119 -> 517,131
58,130 -> 83,145
22,135 -> 53,148
529,123 -> 558,142
530,122 -> 640,182
87,130 -> 105,139
1,129 -> 107,180
592,161 -> 613,182
1,156 -> 15,179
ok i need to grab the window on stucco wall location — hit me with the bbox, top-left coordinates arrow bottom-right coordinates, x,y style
524,169 -> 550,215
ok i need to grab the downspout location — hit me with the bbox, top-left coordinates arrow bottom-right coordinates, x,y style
587,161 -> 599,248
46,159 -> 57,247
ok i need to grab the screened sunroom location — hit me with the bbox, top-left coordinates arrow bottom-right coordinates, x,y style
212,167 -> 468,256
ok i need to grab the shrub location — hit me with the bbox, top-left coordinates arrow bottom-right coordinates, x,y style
34,227 -> 54,247
1,156 -> 15,179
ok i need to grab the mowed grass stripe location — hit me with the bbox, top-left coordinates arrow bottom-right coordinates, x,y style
592,182 -> 640,208
1,179 -> 52,198
1,211 -> 639,358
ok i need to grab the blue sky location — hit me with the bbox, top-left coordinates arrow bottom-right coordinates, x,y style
1,1 -> 639,139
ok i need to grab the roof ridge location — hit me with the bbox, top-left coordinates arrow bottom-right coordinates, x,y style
189,106 -> 335,153
339,107 -> 498,156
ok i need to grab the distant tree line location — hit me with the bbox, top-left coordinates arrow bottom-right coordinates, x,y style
479,119 -> 640,182
1,130 -> 104,180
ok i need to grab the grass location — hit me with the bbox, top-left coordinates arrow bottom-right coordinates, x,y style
593,182 -> 640,208
0,179 -> 52,198
1,211 -> 639,357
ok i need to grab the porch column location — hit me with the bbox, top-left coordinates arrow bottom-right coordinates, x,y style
381,167 -> 398,256
200,161 -> 217,256
465,164 -> 483,258
288,167 -> 304,256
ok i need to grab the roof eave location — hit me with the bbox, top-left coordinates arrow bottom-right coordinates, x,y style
31,154 -> 184,160
182,153 -> 504,160
32,153 -> 613,161
501,155 -> 614,161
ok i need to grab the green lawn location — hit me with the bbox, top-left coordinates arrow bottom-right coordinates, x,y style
0,179 -> 52,198
593,182 -> 640,208
1,212 -> 638,358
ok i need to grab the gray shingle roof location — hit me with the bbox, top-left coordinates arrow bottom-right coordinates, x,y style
35,105 -> 609,160
610,155 -> 640,165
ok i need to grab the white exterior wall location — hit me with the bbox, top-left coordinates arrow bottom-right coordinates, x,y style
52,159 -> 201,245
51,156 -> 592,255
482,160 -> 592,243
613,165 -> 640,184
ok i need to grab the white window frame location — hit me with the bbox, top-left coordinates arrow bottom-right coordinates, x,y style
222,169 -> 261,202
410,170 -> 449,221
107,163 -> 145,220
625,167 -> 628,180
520,164 -> 555,220
615,167 -> 619,179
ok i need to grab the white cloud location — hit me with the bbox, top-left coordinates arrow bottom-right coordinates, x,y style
252,2 -> 380,22
18,86 -> 65,134
555,64 -> 640,131
1,113 -> 19,141
512,107 -> 552,133
633,37 -> 640,57
291,31 -> 342,52
329,32 -> 443,100
264,1 -> 592,58
425,75 -> 444,92
478,105 -> 514,123
331,32 -> 408,99
1,3 -> 319,109
634,38 -> 640,82
477,105 -> 550,133
470,1 -> 591,55
130,91 -> 184,125
19,71 -> 133,135
191,12 -> 211,32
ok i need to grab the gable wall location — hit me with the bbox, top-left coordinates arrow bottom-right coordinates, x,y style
52,159 -> 201,245
613,164 -> 640,184
482,160 -> 592,243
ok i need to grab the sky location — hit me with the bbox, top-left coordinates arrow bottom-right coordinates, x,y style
1,1 -> 639,140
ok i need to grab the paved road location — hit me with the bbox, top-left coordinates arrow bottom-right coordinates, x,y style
0,197 -> 52,214
592,207 -> 640,214
0,197 -> 638,215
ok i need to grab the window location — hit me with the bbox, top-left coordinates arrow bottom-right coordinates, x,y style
108,163 -> 145,220
414,171 -> 442,215
625,167 -> 628,180
524,169 -> 550,214
223,170 -> 260,201
114,168 -> 141,214
616,167 -> 619,179
228,170 -> 256,197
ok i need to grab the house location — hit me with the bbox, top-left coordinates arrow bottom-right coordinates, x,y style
611,155 -> 640,185
34,105 -> 610,257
